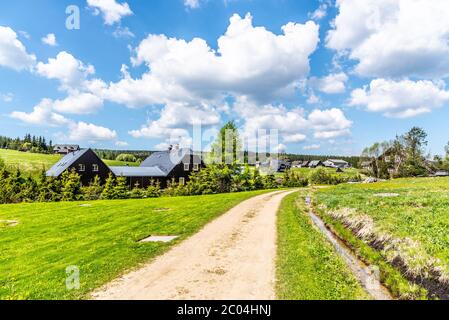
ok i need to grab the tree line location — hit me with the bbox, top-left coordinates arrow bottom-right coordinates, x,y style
0,134 -> 53,154
361,127 -> 449,179
0,162 -> 360,205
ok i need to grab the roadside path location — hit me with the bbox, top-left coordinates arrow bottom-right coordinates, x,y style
93,190 -> 296,300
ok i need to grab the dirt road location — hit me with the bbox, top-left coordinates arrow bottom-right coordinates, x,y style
93,190 -> 296,300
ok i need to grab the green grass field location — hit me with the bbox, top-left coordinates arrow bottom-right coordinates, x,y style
291,167 -> 361,179
0,149 -> 138,176
314,177 -> 449,299
276,191 -> 369,300
0,190 -> 270,300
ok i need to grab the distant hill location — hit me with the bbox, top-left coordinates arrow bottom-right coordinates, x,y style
0,149 -> 138,176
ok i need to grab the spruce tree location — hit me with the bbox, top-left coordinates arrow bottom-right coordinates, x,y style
113,176 -> 129,199
101,173 -> 116,200
130,182 -> 143,199
61,169 -> 82,201
83,175 -> 103,201
252,168 -> 264,190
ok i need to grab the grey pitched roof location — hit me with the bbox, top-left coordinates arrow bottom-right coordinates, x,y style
309,160 -> 322,167
140,148 -> 198,174
46,149 -> 89,177
110,166 -> 166,177
54,144 -> 80,149
328,159 -> 349,164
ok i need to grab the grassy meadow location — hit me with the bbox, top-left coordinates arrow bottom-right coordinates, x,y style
0,190 -> 270,300
291,167 -> 362,180
276,191 -> 369,300
314,177 -> 449,299
0,149 -> 138,176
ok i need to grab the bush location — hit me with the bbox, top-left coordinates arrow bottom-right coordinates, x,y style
146,180 -> 162,198
282,170 -> 309,188
116,154 -> 137,163
309,168 -> 332,185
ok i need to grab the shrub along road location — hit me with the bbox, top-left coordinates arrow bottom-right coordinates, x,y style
93,190 -> 297,300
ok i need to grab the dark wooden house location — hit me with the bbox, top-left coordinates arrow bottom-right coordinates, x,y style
46,147 -> 205,188
130,148 -> 204,188
46,148 -> 112,185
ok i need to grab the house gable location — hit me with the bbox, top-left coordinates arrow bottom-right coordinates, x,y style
46,148 -> 111,185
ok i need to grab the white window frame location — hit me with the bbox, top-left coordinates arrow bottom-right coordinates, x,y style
179,177 -> 185,185
78,164 -> 85,172
92,164 -> 99,172
193,163 -> 199,171
184,163 -> 190,171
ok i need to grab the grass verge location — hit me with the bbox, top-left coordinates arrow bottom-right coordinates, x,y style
276,190 -> 369,300
0,190 -> 271,300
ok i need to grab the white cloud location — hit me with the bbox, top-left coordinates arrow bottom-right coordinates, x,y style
41,33 -> 58,46
327,0 -> 449,78
18,31 -> 30,40
312,72 -> 348,94
273,144 -> 287,153
115,140 -> 129,147
112,26 -> 135,38
36,51 -> 95,91
53,92 -> 104,115
306,93 -> 321,104
0,26 -> 36,71
11,99 -> 70,126
283,134 -> 307,143
106,13 -> 319,107
1,93 -> 13,102
303,144 -> 321,150
129,102 -> 220,139
310,3 -> 328,20
234,96 -> 352,144
349,78 -> 449,118
11,97 -> 115,143
67,121 -> 117,141
87,0 -> 133,25
308,108 -> 353,139
184,0 -> 200,9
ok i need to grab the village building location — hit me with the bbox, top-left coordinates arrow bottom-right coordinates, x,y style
46,149 -> 112,185
323,159 -> 351,169
53,144 -> 80,155
308,160 -> 324,168
46,147 -> 205,188
291,161 -> 303,168
258,158 -> 291,173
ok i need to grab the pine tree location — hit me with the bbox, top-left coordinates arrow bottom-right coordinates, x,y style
20,176 -> 38,202
113,176 -> 129,199
252,168 -> 264,190
83,176 -> 103,201
61,169 -> 82,201
130,182 -> 143,199
146,180 -> 162,198
101,173 -> 116,200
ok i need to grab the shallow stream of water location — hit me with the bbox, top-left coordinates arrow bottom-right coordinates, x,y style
305,196 -> 393,300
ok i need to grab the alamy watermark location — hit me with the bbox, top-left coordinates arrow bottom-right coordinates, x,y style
66,5 -> 80,30
66,265 -> 80,290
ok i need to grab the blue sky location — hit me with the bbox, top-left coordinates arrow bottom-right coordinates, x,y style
1,0 -> 449,156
